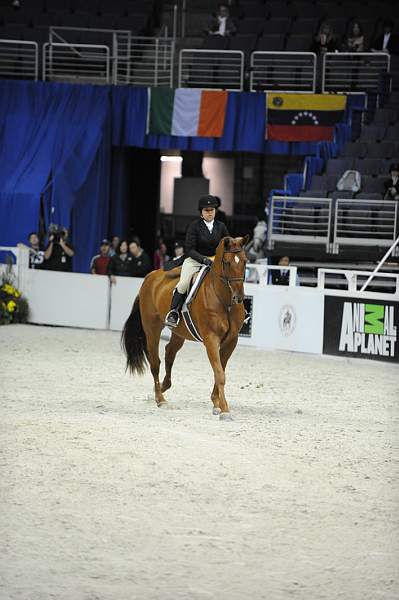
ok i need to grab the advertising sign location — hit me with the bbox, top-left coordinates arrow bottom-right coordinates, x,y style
323,296 -> 398,362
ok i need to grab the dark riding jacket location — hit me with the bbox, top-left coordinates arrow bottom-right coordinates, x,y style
185,218 -> 230,263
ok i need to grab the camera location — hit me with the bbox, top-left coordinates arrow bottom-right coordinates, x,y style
48,224 -> 65,242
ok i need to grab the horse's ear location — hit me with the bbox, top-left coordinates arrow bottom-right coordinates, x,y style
223,237 -> 230,249
241,234 -> 250,247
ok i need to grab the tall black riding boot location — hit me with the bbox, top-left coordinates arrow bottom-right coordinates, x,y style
165,290 -> 186,328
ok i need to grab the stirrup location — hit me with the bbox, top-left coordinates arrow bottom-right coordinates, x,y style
165,309 -> 180,328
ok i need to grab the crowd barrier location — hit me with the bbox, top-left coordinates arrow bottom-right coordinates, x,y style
2,247 -> 398,364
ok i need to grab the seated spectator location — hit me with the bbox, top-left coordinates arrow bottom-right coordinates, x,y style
271,256 -> 299,286
109,235 -> 120,257
342,22 -> 365,52
215,196 -> 227,224
384,163 -> 399,200
18,232 -> 45,269
153,239 -> 170,270
310,22 -> 339,54
44,226 -> 74,272
107,240 -> 132,283
206,4 -> 236,37
371,20 -> 399,55
129,238 -> 152,277
173,240 -> 184,259
90,239 -> 111,275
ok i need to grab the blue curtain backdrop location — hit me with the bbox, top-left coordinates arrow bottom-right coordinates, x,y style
0,80 -> 365,272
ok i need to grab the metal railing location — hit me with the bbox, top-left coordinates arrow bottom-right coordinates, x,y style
317,268 -> 399,295
267,196 -> 333,250
178,49 -> 244,90
43,42 -> 110,83
115,34 -> 174,86
0,39 -> 38,80
322,52 -> 390,94
333,199 -> 398,250
250,52 -> 317,92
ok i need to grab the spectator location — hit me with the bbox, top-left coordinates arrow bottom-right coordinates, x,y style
271,256 -> 299,286
215,196 -> 227,224
310,22 -> 339,54
44,227 -> 74,272
18,232 -> 45,269
129,238 -> 152,277
153,239 -> 170,270
371,20 -> 399,55
342,22 -> 365,52
384,163 -> 399,200
107,240 -> 132,283
109,235 -> 120,257
90,239 -> 111,275
206,4 -> 236,37
173,240 -> 184,259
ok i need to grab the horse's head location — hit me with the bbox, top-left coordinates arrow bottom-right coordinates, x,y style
214,235 -> 249,305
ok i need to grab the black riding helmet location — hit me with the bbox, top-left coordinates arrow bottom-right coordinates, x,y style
198,195 -> 219,211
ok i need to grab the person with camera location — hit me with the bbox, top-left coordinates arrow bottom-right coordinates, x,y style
44,227 -> 75,272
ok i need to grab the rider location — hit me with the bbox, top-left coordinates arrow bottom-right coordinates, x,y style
165,195 -> 230,328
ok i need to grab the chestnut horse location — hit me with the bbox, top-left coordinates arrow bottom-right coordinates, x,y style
121,236 -> 248,420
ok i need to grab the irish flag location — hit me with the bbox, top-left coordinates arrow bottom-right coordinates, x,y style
147,88 -> 228,137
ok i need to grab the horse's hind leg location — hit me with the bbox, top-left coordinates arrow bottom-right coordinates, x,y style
161,333 -> 185,393
144,319 -> 167,407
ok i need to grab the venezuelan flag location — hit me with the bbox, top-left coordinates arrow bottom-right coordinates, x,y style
266,93 -> 347,142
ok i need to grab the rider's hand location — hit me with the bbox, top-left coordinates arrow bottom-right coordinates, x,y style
202,257 -> 212,267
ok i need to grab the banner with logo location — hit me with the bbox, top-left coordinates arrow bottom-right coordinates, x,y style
323,296 -> 398,362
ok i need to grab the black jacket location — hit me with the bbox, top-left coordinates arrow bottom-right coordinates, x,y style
185,218 -> 230,263
371,33 -> 399,55
129,251 -> 152,277
271,269 -> 290,286
107,253 -> 133,277
384,177 -> 399,198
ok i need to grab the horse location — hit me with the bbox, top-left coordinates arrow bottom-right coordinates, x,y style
121,235 -> 248,420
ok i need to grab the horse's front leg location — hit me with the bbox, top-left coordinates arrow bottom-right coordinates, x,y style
204,334 -> 232,421
210,335 -> 239,416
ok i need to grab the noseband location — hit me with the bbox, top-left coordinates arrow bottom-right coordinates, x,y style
211,248 -> 246,311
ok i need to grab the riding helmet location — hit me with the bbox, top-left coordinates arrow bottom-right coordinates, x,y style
198,195 -> 219,211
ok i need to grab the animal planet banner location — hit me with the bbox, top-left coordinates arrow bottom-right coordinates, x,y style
147,88 -> 228,137
266,93 -> 347,142
323,296 -> 399,362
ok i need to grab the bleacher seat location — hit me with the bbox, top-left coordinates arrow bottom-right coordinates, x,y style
342,141 -> 367,158
262,18 -> 291,35
361,176 -> 385,194
202,35 -> 229,50
300,190 -> 328,198
328,191 -> 354,200
256,34 -> 285,51
229,34 -> 257,55
236,18 -> 265,36
366,141 -> 396,159
373,108 -> 398,127
309,174 -> 338,193
285,34 -> 311,51
354,158 -> 386,176
384,125 -> 399,141
355,193 -> 383,201
326,157 -> 354,176
359,125 -> 386,142
290,18 -> 319,35
242,4 -> 269,19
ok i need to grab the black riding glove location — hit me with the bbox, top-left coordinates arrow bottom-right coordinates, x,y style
202,257 -> 213,267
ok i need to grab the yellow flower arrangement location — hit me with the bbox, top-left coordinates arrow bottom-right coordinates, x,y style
0,263 -> 29,324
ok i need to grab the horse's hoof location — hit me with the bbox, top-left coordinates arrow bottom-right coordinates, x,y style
157,400 -> 168,408
219,412 -> 233,421
212,407 -> 221,415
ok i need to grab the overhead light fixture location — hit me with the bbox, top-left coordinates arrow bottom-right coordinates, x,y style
160,156 -> 183,162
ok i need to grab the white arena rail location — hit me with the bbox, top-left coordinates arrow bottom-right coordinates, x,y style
250,51 -> 317,92
322,52 -> 390,94
178,48 -> 244,90
43,42 -> 111,84
115,34 -> 174,86
267,196 -> 333,251
333,199 -> 398,252
0,39 -> 38,80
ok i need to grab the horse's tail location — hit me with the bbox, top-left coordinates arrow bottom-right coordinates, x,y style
121,295 -> 148,375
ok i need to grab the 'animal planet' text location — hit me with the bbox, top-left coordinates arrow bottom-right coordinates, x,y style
339,302 -> 397,358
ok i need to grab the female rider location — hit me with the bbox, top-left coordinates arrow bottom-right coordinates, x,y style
165,195 -> 229,327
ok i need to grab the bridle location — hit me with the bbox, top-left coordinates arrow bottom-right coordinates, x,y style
211,248 -> 246,311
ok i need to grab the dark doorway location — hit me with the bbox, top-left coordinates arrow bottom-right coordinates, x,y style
110,147 -> 161,259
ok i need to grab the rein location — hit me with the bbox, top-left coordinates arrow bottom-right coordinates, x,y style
211,248 -> 245,312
